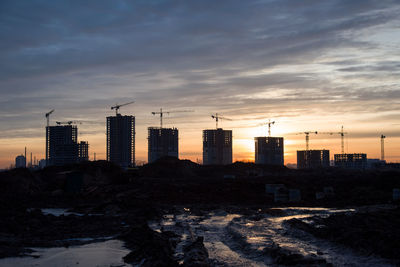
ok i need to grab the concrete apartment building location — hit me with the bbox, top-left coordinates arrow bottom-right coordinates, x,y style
254,137 -> 284,165
46,125 -> 89,166
148,127 -> 178,163
334,153 -> 367,169
297,149 -> 330,169
106,115 -> 135,167
203,128 -> 232,165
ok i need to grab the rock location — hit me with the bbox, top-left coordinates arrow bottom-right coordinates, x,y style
121,223 -> 178,267
183,236 -> 210,267
51,189 -> 64,196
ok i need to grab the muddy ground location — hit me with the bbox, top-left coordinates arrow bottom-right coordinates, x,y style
0,157 -> 399,266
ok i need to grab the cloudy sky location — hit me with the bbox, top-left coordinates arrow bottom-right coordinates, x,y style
1,0 -> 399,167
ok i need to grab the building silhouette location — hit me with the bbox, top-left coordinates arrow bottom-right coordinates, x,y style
148,127 -> 178,163
46,125 -> 89,166
78,141 -> 89,162
255,137 -> 284,165
297,150 -> 330,169
203,129 -> 232,165
15,155 -> 26,168
106,115 -> 135,167
334,153 -> 367,169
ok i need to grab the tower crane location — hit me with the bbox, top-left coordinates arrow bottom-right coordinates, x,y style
292,131 -> 318,151
211,113 -> 232,129
323,126 -> 348,154
259,120 -> 275,137
381,134 -> 386,161
111,101 -> 134,116
56,121 -> 82,125
45,109 -> 54,127
151,108 -> 193,128
45,109 -> 54,166
316,126 -> 348,154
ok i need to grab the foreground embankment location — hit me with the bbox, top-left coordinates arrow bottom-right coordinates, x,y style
0,158 -> 399,266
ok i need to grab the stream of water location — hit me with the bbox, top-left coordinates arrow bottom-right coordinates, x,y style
150,206 -> 396,266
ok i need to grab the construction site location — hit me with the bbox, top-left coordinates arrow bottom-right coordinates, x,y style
2,107 -> 400,267
254,120 -> 284,166
202,114 -> 233,165
106,102 -> 136,168
45,114 -> 89,166
8,103 -> 393,172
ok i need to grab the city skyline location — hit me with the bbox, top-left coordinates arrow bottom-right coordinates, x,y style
1,0 -> 400,168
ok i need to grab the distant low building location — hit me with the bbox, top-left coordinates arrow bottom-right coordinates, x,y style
297,150 -> 330,169
366,158 -> 386,169
254,137 -> 284,165
335,153 -> 367,169
15,155 -> 26,168
38,159 -> 46,169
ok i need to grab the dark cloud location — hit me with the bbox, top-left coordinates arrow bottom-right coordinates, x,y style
0,0 -> 399,139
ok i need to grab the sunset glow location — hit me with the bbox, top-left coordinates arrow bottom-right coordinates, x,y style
1,1 -> 400,168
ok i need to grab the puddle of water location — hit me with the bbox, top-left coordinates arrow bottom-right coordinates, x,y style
0,240 -> 132,267
155,206 -> 397,267
41,208 -> 83,217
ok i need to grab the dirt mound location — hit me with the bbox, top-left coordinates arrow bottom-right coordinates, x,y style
120,223 -> 178,266
287,207 -> 400,262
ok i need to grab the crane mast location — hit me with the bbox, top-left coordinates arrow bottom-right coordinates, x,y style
45,109 -> 54,128
151,108 -> 193,128
381,135 -> 386,161
152,108 -> 169,128
299,131 -> 318,151
261,120 -> 275,137
318,126 -> 348,154
211,113 -> 231,129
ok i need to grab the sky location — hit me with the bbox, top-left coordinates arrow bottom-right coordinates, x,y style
0,0 -> 399,168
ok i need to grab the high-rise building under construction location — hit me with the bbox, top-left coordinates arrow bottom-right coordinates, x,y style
46,125 -> 89,166
334,153 -> 367,169
297,150 -> 330,169
106,115 -> 135,167
203,129 -> 232,165
254,137 -> 284,165
148,127 -> 178,163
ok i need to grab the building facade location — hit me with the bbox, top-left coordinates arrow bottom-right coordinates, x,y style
297,150 -> 330,169
334,153 -> 367,169
46,125 -> 88,166
148,127 -> 178,163
254,137 -> 284,165
106,115 -> 135,167
78,141 -> 89,162
203,129 -> 232,165
15,155 -> 26,168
